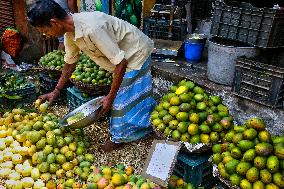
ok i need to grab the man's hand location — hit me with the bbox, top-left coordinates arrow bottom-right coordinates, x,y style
99,95 -> 114,116
38,89 -> 60,105
98,59 -> 128,117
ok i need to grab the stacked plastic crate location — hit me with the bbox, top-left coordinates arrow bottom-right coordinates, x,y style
211,0 -> 284,108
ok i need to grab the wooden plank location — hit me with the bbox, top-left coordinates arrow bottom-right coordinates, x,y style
142,0 -> 156,18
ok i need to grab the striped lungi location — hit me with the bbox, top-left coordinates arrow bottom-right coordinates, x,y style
110,57 -> 156,143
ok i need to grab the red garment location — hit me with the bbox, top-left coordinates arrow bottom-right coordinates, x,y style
1,28 -> 22,58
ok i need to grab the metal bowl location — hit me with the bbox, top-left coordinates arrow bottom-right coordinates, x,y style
59,96 -> 103,129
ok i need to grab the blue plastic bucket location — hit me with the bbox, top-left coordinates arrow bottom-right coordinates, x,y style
184,41 -> 205,63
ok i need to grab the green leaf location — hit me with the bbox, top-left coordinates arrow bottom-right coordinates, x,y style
3,94 -> 22,100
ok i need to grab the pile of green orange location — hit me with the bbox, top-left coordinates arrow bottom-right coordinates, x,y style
212,118 -> 284,189
71,53 -> 113,85
39,50 -> 65,70
151,80 -> 233,144
0,107 -> 95,189
84,164 -> 195,189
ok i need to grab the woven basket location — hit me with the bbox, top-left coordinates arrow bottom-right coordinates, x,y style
70,78 -> 111,95
39,64 -> 62,76
152,124 -> 212,153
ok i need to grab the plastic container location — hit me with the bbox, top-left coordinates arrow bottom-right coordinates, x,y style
190,0 -> 214,19
60,96 -> 103,129
184,43 -> 205,62
143,18 -> 187,41
173,152 -> 213,187
184,34 -> 207,62
211,0 -> 284,48
166,0 -> 214,19
67,87 -> 97,111
232,57 -> 284,108
207,37 -> 260,86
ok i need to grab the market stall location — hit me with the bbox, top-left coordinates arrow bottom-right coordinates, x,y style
0,0 -> 283,189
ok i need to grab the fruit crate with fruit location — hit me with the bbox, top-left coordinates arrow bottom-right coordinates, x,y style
174,152 -> 215,188
67,87 -> 97,111
0,72 -> 36,109
0,84 -> 36,110
39,50 -> 65,76
232,57 -> 284,108
70,53 -> 112,95
211,0 -> 284,48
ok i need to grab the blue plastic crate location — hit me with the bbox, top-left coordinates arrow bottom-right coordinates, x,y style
174,152 -> 213,187
67,87 -> 97,110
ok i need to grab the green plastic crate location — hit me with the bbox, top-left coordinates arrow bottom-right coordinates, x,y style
67,87 -> 97,110
174,152 -> 214,188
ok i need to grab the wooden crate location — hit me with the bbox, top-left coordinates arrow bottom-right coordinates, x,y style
42,36 -> 58,54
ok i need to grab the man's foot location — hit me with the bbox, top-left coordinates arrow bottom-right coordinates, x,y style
101,139 -> 124,152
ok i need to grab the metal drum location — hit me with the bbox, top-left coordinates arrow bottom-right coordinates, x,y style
207,37 -> 260,86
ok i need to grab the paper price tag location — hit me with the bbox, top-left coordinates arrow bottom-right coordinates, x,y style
142,140 -> 181,187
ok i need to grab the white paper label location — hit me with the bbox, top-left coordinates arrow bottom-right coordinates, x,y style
146,142 -> 179,181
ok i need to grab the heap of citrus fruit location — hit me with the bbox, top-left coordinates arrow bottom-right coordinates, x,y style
39,50 -> 65,70
71,53 -> 113,85
85,164 -> 195,189
151,80 -> 233,144
0,107 -> 95,189
212,118 -> 284,189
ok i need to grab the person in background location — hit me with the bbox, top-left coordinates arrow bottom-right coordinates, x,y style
77,0 -> 97,12
54,0 -> 78,50
27,0 -> 156,152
